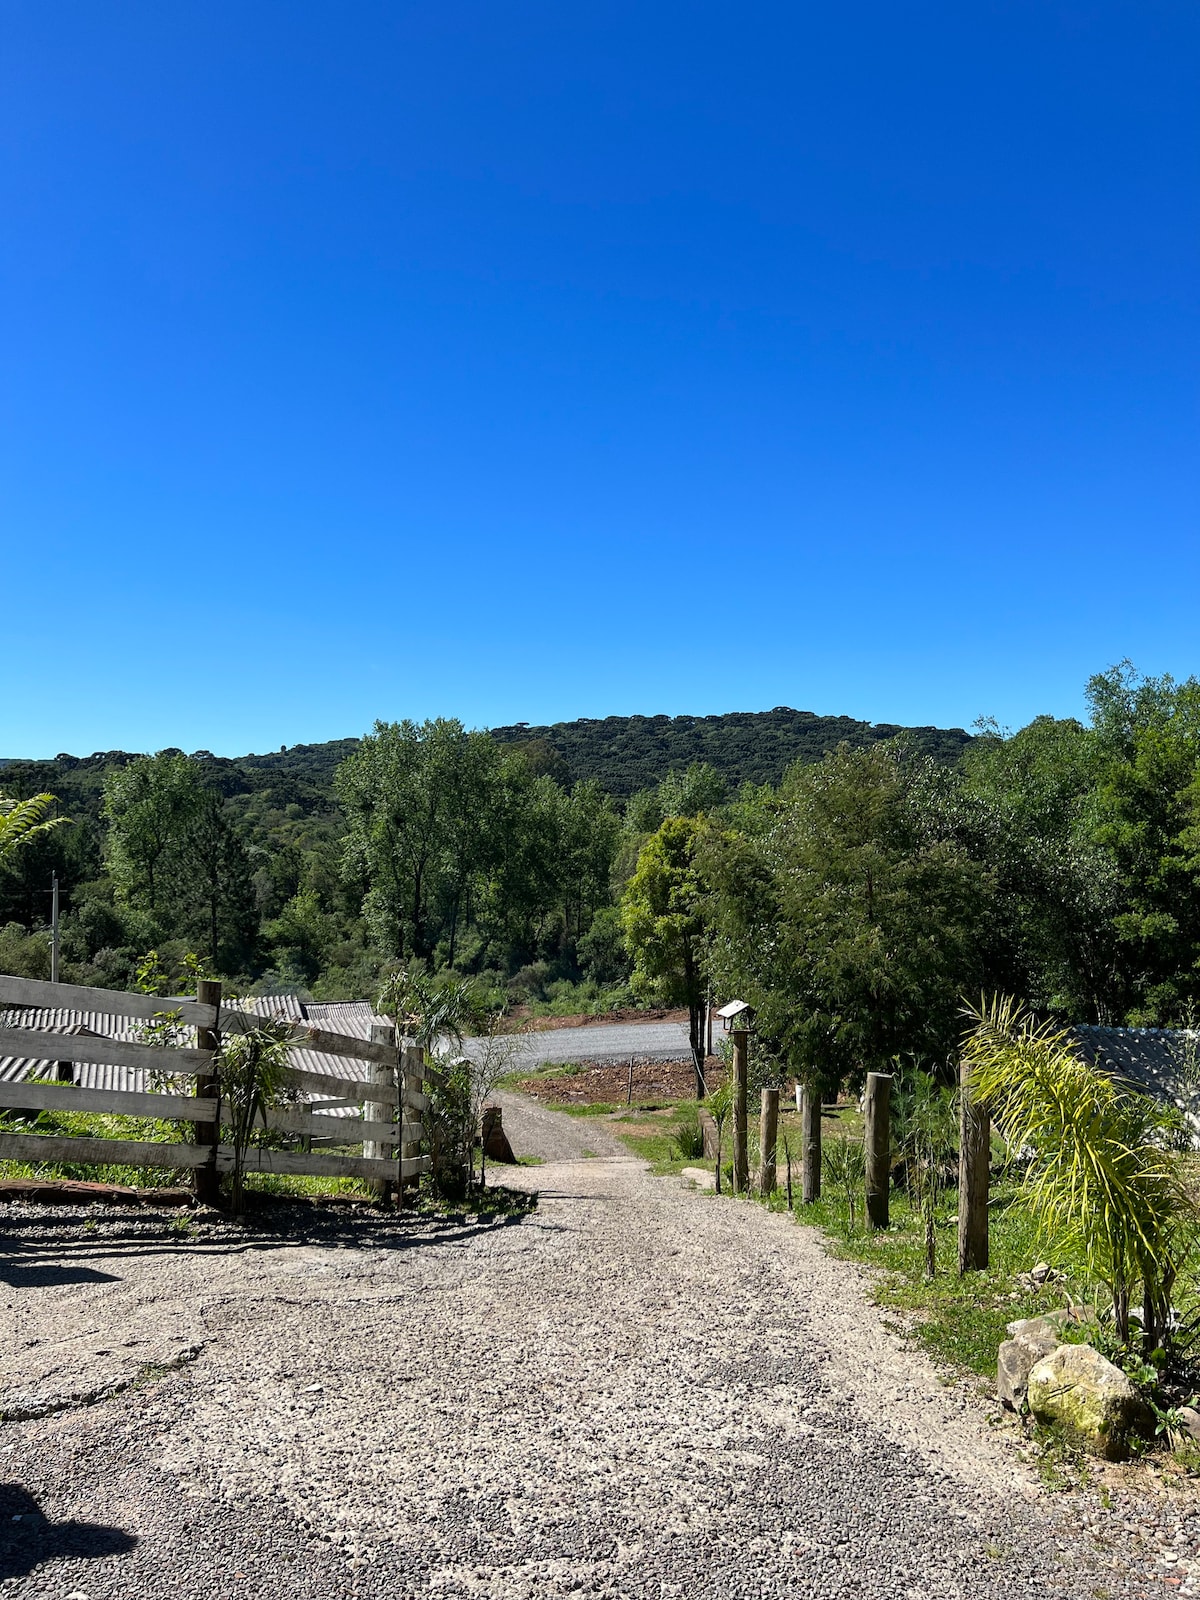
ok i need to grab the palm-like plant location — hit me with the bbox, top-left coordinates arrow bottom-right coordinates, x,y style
0,792 -> 68,863
218,1021 -> 292,1213
962,995 -> 1197,1349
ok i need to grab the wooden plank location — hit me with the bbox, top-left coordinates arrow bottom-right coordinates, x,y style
0,1132 -> 432,1184
281,1065 -> 399,1106
0,1132 -> 210,1170
0,974 -> 217,1030
219,1013 -> 400,1069
0,1028 -> 212,1078
261,1106 -> 420,1143
224,1147 -> 430,1181
0,1080 -> 216,1123
402,1088 -> 429,1114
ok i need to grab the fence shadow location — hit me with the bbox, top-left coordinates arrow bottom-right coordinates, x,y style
0,1194 -> 537,1272
0,1483 -> 136,1579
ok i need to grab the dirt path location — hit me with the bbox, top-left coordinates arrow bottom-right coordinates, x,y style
0,1096 -> 1183,1598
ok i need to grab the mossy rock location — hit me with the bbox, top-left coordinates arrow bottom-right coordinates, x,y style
1027,1343 -> 1151,1460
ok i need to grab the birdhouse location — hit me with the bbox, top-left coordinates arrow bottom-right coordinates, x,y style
716,999 -> 754,1031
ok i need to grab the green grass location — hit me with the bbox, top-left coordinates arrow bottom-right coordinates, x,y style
803,1187 -> 1066,1377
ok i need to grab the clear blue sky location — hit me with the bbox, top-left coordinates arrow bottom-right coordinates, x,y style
2,2 -> 1196,757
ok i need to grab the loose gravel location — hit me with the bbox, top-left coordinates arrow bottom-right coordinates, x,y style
0,1093 -> 1194,1598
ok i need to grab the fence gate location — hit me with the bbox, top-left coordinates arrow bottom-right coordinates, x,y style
0,974 -> 431,1196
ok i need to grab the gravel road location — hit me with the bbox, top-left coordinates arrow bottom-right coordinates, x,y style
0,1095 -> 1191,1599
463,1020 -> 692,1069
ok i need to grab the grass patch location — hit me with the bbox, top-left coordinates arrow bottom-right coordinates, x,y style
777,1180 -> 1081,1380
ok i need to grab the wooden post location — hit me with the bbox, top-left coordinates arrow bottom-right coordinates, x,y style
193,978 -> 221,1207
758,1087 -> 778,1197
801,1081 -> 822,1203
732,1029 -> 749,1195
864,1071 -> 892,1230
399,1042 -> 424,1201
958,1059 -> 990,1273
626,1057 -> 634,1105
366,1021 -> 396,1204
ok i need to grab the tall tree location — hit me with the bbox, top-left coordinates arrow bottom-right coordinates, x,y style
707,744 -> 992,1090
335,719 -> 499,961
622,815 -> 712,1096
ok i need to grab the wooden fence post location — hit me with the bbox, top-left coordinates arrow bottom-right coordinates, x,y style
366,1021 -> 397,1204
801,1080 -> 822,1203
864,1071 -> 892,1230
194,979 -> 221,1207
958,1059 -> 990,1273
400,1043 -> 425,1201
732,1029 -> 749,1194
758,1087 -> 778,1197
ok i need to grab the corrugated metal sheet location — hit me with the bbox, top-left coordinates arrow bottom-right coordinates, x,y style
1073,1024 -> 1200,1141
0,994 -> 389,1105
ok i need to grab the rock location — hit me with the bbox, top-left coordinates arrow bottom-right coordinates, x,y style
680,1166 -> 717,1191
1029,1261 -> 1058,1284
481,1105 -> 517,1164
1026,1343 -> 1151,1459
997,1317 -> 1062,1410
1177,1405 -> 1200,1442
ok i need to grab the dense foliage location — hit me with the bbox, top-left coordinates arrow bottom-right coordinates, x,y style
5,667 -> 1200,1055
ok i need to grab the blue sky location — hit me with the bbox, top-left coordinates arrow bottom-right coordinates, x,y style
2,1 -> 1196,757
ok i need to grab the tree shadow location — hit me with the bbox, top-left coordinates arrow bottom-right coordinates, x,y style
0,1483 -> 136,1578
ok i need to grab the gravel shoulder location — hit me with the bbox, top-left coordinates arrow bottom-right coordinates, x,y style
0,1095 -> 1190,1598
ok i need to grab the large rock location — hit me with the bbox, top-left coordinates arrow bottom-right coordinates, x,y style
997,1316 -> 1061,1409
1026,1343 -> 1151,1459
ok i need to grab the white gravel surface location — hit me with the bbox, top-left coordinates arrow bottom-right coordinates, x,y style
0,1093 -> 1190,1598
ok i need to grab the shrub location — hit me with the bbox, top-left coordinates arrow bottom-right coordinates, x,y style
963,995 -> 1199,1350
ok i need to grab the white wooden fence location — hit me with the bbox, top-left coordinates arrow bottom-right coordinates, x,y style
0,973 -> 431,1194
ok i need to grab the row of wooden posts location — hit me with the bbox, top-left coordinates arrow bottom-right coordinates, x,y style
713,1030 -> 990,1275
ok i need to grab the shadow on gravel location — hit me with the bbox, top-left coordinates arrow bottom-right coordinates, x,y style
0,1483 -> 137,1578
0,1193 -> 538,1269
0,1260 -> 120,1287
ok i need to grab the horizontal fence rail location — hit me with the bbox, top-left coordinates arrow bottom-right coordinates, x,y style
0,972 -> 430,1198
0,974 -> 218,1030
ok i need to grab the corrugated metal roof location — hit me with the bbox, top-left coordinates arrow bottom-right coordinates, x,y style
1072,1024 -> 1200,1141
0,995 -> 389,1105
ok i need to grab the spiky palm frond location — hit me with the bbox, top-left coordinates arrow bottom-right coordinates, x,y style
0,792 -> 68,863
962,995 -> 1197,1346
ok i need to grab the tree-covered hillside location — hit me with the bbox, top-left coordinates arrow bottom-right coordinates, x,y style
490,708 -> 973,795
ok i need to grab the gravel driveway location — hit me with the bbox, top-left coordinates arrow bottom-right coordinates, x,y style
0,1095 -> 1188,1598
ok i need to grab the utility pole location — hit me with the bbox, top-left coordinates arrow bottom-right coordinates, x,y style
51,874 -> 60,984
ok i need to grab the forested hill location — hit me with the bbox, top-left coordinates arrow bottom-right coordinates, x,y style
1,710 -> 972,801
490,709 -> 973,795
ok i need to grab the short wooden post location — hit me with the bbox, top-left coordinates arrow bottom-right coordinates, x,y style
366,1021 -> 396,1204
801,1080 -> 822,1203
958,1059 -> 990,1273
758,1087 -> 778,1197
626,1057 -> 634,1105
864,1071 -> 892,1230
193,978 -> 222,1207
732,1029 -> 749,1195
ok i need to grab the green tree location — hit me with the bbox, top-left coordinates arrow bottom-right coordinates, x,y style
103,753 -> 255,968
707,744 -> 992,1091
336,719 -> 500,962
622,815 -> 712,1095
103,753 -> 202,918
